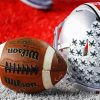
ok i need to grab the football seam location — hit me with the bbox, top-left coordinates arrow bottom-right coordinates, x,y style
4,61 -> 39,75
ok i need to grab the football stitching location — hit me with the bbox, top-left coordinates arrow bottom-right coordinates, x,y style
5,62 -> 39,75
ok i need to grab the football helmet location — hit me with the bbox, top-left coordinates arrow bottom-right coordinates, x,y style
54,2 -> 100,92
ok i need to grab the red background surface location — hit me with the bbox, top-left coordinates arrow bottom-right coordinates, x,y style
0,0 -> 99,45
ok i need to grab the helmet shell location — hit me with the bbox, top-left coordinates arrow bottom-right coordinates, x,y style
54,2 -> 100,92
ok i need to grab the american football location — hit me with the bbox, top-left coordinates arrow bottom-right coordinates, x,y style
0,37 -> 67,93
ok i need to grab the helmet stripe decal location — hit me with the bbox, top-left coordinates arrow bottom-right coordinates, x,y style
83,39 -> 88,56
84,3 -> 100,20
0,42 -> 6,59
42,46 -> 55,89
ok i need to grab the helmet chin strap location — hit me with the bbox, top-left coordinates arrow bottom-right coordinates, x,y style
53,21 -> 64,50
54,21 -> 70,50
57,43 -> 70,51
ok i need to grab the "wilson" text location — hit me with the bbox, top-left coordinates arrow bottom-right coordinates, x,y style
8,48 -> 39,60
5,77 -> 38,88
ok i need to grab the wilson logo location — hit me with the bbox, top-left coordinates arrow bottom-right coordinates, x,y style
8,48 -> 39,60
5,77 -> 38,88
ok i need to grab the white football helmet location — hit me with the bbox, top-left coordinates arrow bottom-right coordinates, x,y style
54,2 -> 100,92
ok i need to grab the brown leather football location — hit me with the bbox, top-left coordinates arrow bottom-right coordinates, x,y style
0,37 -> 67,93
